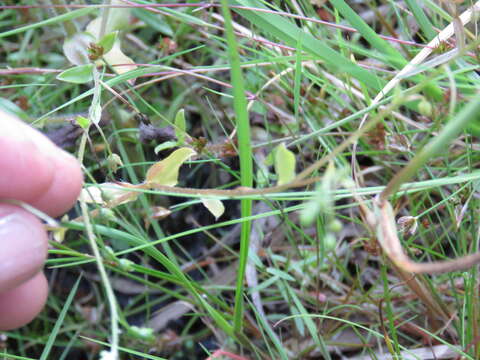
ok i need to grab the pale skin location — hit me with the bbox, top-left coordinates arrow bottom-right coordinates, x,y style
0,111 -> 83,330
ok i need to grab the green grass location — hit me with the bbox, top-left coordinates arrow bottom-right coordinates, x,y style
1,0 -> 480,359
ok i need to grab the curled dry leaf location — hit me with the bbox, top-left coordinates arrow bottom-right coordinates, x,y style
106,153 -> 123,173
397,215 -> 418,236
79,183 -> 138,207
387,133 -> 411,153
143,206 -> 172,229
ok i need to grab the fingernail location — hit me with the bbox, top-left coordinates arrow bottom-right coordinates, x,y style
0,208 -> 48,292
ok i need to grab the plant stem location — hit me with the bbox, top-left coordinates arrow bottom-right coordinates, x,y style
220,0 -> 253,333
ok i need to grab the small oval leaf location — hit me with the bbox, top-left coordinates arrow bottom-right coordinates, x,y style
75,115 -> 90,129
174,108 -> 186,145
146,147 -> 196,187
201,198 -> 225,220
154,141 -> 177,154
57,64 -> 94,84
274,143 -> 296,185
98,31 -> 118,54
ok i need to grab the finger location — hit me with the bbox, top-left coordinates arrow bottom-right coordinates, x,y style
0,204 -> 48,292
0,272 -> 48,331
30,148 -> 84,218
0,110 -> 83,217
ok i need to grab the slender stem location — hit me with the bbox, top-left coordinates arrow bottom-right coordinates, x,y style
99,0 -> 112,39
220,0 -> 253,333
78,132 -> 119,359
78,66 -> 119,360
80,201 -> 119,359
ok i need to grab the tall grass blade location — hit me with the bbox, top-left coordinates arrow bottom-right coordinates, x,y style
220,0 -> 254,333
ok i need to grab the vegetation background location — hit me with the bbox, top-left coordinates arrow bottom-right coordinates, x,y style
1,0 -> 480,359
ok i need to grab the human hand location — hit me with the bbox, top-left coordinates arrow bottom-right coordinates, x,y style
0,110 -> 83,330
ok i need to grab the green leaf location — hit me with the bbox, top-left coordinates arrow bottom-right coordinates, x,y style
154,141 -> 178,154
201,198 -> 225,220
174,108 -> 187,145
98,31 -> 118,54
57,64 -> 94,84
76,115 -> 90,129
63,32 -> 95,65
146,147 -> 196,186
128,326 -> 155,341
274,143 -> 296,185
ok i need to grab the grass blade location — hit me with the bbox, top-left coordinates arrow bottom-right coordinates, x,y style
230,0 -> 385,91
220,0 -> 254,333
39,275 -> 82,360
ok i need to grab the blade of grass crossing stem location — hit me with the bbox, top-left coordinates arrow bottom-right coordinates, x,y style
230,0 -> 384,91
330,0 -> 406,68
329,0 -> 442,100
0,8 -> 95,39
39,275 -> 82,360
404,0 -> 437,40
220,0 -> 254,333
251,300 -> 289,360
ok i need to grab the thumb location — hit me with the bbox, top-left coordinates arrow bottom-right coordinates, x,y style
0,204 -> 48,293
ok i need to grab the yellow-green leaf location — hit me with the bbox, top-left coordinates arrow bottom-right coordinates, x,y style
76,115 -> 90,129
274,143 -> 296,185
98,31 -> 118,54
201,198 -> 225,220
146,147 -> 196,187
102,40 -> 137,77
174,108 -> 186,144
